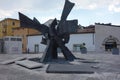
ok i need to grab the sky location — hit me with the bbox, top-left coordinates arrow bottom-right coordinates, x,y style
0,0 -> 120,26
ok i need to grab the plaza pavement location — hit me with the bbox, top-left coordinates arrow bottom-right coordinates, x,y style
0,51 -> 120,80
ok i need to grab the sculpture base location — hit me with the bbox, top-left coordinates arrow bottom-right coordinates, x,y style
46,64 -> 95,74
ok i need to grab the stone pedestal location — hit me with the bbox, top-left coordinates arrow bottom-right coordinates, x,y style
112,48 -> 119,55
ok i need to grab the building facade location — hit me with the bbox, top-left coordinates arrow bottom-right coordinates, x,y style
95,23 -> 120,52
27,26 -> 95,53
0,18 -> 20,38
3,36 -> 22,54
0,18 -> 41,53
27,33 -> 95,53
13,27 -> 40,52
27,35 -> 46,53
27,23 -> 120,53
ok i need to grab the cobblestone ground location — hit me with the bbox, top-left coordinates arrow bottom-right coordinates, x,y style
0,52 -> 120,80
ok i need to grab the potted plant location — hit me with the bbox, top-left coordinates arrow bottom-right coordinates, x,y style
112,42 -> 119,55
80,43 -> 87,54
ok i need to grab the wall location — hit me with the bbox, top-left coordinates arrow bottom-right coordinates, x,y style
0,18 -> 20,38
13,28 -> 40,52
66,33 -> 95,51
13,28 -> 28,52
95,24 -> 120,52
27,35 -> 46,53
4,36 -> 22,54
27,33 -> 95,53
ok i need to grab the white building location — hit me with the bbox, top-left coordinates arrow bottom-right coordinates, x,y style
27,32 -> 95,53
66,33 -> 95,52
27,23 -> 120,53
27,35 -> 46,53
4,36 -> 22,54
95,23 -> 120,52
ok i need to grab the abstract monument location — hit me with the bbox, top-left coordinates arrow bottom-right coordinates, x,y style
19,0 -> 78,62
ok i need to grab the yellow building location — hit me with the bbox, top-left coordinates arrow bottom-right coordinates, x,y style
13,27 -> 41,53
0,18 -> 41,53
0,18 -> 20,38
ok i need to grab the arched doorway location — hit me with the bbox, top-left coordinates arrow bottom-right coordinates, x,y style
102,35 -> 120,51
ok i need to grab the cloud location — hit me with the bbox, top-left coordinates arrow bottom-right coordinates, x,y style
0,0 -> 120,20
108,0 -> 120,12
0,9 -> 14,18
71,0 -> 120,12
109,4 -> 120,12
31,0 -> 64,11
0,0 -> 64,19
0,0 -> 32,10
88,3 -> 97,10
70,0 -> 99,10
0,0 -> 35,19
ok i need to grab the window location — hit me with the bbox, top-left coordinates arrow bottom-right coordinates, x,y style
12,22 -> 15,26
4,38 -> 9,41
17,38 -> 22,41
73,44 -> 81,52
34,44 -> 39,53
22,44 -> 24,49
11,38 -> 16,41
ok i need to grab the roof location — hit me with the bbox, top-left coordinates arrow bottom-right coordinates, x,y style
27,34 -> 42,36
77,27 -> 95,34
0,18 -> 19,23
95,23 -> 120,27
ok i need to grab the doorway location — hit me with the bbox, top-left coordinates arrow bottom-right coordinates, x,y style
105,42 -> 117,51
34,44 -> 39,53
103,35 -> 120,51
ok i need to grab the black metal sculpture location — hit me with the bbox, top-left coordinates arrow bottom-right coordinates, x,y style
19,0 -> 78,62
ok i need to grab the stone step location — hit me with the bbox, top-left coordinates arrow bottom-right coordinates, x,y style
46,64 -> 96,74
15,60 -> 43,69
1,57 -> 26,65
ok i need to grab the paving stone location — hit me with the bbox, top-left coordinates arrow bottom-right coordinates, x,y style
15,60 -> 43,69
78,60 -> 99,63
1,57 -> 26,65
46,64 -> 95,74
70,59 -> 99,65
